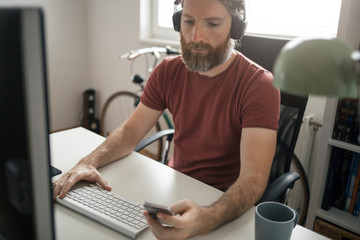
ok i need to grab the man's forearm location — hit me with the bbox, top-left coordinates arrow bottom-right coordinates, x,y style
80,103 -> 163,169
197,128 -> 276,235
200,174 -> 266,234
79,125 -> 139,168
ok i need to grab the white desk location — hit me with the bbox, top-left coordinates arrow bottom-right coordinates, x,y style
51,127 -> 328,240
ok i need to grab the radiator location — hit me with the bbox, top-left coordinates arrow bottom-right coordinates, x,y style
294,114 -> 317,174
289,114 -> 322,220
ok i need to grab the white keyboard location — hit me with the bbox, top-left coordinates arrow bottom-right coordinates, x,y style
56,184 -> 148,239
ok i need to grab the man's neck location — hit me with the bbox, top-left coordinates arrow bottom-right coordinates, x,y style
198,49 -> 236,77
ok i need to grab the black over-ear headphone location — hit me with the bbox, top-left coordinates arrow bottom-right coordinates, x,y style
172,9 -> 247,40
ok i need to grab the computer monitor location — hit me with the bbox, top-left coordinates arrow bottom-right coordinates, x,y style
0,8 -> 55,239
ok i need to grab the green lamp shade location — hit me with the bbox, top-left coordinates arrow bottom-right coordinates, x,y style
273,38 -> 359,98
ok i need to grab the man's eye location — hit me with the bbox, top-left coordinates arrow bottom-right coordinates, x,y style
208,23 -> 219,28
184,20 -> 195,25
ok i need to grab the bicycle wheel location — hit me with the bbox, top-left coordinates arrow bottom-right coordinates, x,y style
100,91 -> 163,160
287,154 -> 310,226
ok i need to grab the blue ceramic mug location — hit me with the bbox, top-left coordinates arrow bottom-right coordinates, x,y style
255,201 -> 299,240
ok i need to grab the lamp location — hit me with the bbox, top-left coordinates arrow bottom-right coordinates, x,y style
273,37 -> 360,98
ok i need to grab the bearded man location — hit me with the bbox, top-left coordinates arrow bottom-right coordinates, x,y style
53,0 -> 280,238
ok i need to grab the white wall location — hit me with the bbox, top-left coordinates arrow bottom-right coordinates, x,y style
0,0 -> 89,131
337,0 -> 360,48
86,0 -> 145,116
46,1 -> 89,131
0,0 -> 157,131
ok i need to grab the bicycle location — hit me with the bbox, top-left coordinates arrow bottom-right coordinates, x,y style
100,46 -> 180,161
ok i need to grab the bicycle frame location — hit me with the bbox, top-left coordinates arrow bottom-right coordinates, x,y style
122,46 -> 179,130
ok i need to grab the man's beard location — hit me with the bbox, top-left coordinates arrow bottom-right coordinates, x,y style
180,34 -> 233,73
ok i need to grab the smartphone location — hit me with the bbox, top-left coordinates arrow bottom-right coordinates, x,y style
143,201 -> 175,220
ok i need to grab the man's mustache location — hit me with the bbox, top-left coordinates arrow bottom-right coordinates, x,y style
187,42 -> 214,51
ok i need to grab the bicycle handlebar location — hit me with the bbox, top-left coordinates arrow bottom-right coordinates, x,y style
121,46 -> 180,61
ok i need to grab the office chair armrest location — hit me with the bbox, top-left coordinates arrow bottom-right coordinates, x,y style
257,171 -> 300,204
135,129 -> 174,152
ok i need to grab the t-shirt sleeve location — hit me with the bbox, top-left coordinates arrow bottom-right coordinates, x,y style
140,59 -> 168,111
240,69 -> 280,130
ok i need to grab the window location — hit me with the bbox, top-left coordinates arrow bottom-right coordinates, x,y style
140,0 -> 342,44
147,0 -> 181,43
245,0 -> 342,38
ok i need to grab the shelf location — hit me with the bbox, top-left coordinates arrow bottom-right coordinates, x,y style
316,207 -> 360,235
328,138 -> 360,153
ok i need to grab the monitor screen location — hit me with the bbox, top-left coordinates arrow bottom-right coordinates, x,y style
0,8 -> 55,240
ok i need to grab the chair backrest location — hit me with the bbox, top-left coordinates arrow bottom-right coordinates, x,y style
270,92 -> 308,184
238,35 -> 289,72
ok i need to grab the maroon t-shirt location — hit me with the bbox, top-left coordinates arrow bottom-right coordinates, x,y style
141,52 -> 280,190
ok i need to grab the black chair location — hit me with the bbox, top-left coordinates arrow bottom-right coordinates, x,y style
257,91 -> 310,226
257,91 -> 308,204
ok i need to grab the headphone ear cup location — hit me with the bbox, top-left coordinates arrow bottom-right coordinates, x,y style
172,10 -> 182,32
230,16 -> 247,40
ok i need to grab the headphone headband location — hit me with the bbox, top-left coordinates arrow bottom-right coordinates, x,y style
172,9 -> 247,40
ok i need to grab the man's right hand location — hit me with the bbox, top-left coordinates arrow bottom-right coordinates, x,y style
52,163 -> 111,200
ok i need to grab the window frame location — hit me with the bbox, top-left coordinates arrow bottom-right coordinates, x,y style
140,0 -> 341,46
140,0 -> 180,46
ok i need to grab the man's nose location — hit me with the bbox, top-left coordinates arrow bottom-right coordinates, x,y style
191,23 -> 205,43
